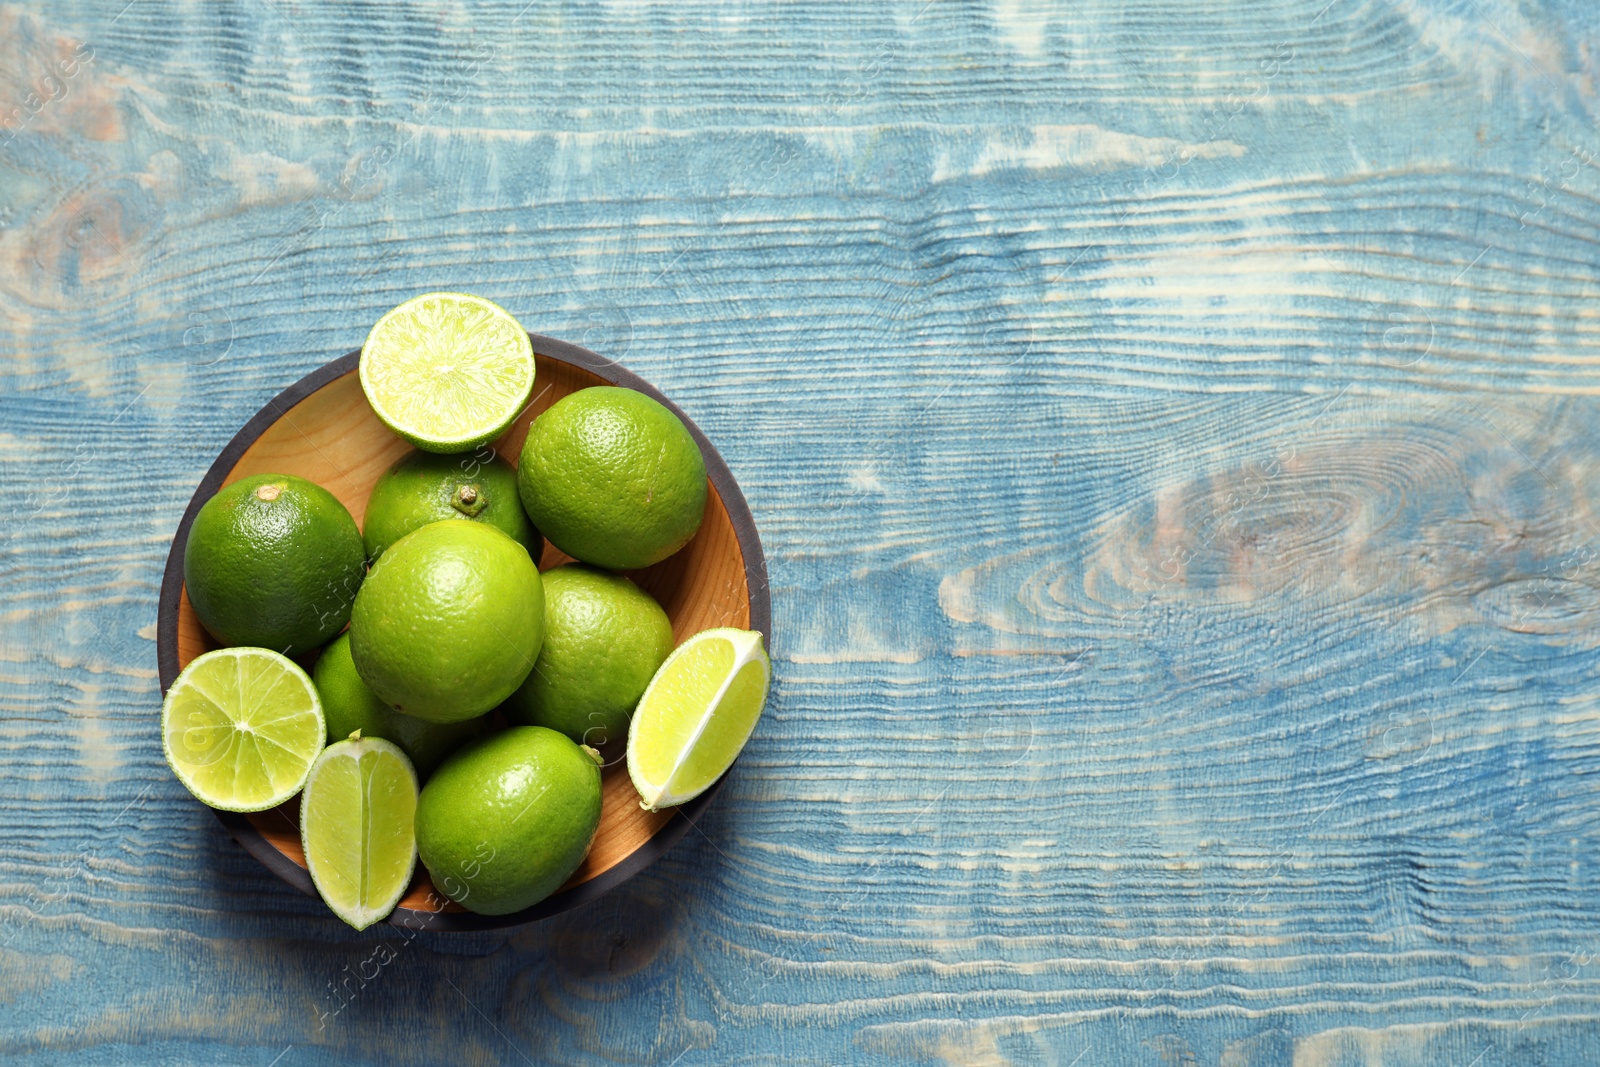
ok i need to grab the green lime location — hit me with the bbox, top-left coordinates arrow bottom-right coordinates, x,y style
627,628 -> 769,811
349,520 -> 544,723
517,387 -> 707,571
503,564 -> 674,748
415,726 -> 602,915
360,292 -> 535,453
161,647 -> 326,812
312,632 -> 485,778
363,448 -> 542,563
183,473 -> 365,655
300,734 -> 418,930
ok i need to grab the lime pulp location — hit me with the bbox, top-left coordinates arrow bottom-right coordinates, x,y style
626,628 -> 769,811
300,735 -> 419,930
161,647 -> 326,812
360,292 -> 535,453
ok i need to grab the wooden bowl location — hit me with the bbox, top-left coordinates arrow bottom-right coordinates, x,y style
156,335 -> 769,930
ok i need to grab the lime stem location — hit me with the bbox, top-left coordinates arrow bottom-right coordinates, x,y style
452,484 -> 487,516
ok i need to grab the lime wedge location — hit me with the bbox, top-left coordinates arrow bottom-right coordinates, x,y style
161,647 -> 326,812
359,292 -> 535,453
626,628 -> 769,811
300,734 -> 419,930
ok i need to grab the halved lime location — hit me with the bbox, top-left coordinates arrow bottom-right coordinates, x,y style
300,734 -> 419,930
626,628 -> 770,811
359,292 -> 535,453
161,647 -> 326,812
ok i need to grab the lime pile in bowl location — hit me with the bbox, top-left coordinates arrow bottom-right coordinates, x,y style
163,292 -> 769,928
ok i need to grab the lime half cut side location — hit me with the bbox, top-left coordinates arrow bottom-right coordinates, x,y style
300,735 -> 419,930
360,292 -> 535,453
626,628 -> 770,811
161,647 -> 326,812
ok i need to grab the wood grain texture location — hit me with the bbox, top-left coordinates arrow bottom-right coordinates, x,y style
5,0 -> 1600,1062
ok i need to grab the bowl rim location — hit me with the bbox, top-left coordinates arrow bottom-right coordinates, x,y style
156,333 -> 770,931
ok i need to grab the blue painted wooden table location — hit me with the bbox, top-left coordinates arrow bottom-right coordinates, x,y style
6,0 -> 1600,1062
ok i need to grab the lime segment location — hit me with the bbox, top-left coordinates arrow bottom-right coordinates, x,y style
360,292 -> 535,453
300,735 -> 419,930
626,628 -> 769,811
161,647 -> 326,812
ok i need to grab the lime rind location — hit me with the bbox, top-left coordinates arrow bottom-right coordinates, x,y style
626,628 -> 770,811
161,647 -> 326,813
300,735 -> 419,930
360,292 -> 535,453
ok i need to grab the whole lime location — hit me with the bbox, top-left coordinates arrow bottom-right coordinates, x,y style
312,632 -> 485,778
363,448 -> 542,563
518,387 -> 707,571
184,473 -> 365,655
504,565 -> 674,747
348,520 -> 544,723
415,726 -> 602,915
